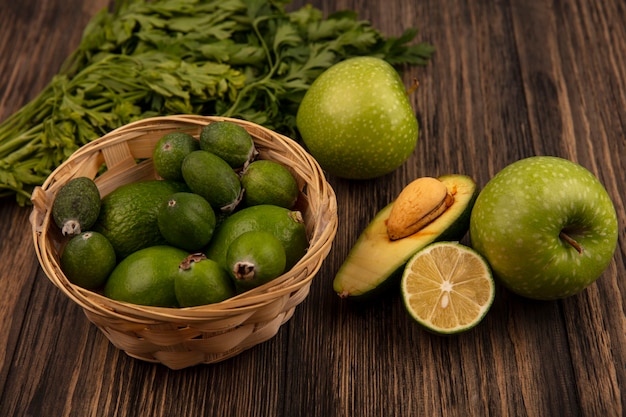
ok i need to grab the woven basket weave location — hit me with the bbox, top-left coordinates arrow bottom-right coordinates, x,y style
30,115 -> 337,369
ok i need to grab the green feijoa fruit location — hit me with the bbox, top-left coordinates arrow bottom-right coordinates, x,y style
60,231 -> 116,290
181,150 -> 243,212
104,245 -> 188,307
240,160 -> 299,209
52,177 -> 101,236
199,121 -> 257,169
175,253 -> 235,307
205,204 -> 308,271
153,132 -> 200,181
157,192 -> 216,252
226,231 -> 287,293
93,180 -> 189,259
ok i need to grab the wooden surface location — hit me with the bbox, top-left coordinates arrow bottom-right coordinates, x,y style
1,0 -> 625,416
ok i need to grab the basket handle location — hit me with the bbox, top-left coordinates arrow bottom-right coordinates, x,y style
30,186 -> 52,234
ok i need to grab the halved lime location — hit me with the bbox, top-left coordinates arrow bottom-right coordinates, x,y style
400,242 -> 495,334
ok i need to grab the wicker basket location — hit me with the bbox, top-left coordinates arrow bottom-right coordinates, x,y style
30,115 -> 338,369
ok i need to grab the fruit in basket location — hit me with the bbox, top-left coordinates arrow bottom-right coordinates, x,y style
60,231 -> 116,290
175,253 -> 235,307
226,231 -> 287,293
240,160 -> 299,209
153,132 -> 200,181
296,56 -> 418,179
93,180 -> 189,259
470,156 -> 619,300
104,245 -> 188,307
157,192 -> 217,252
401,242 -> 495,334
205,204 -> 309,271
333,175 -> 478,299
199,121 -> 257,169
52,177 -> 101,235
181,150 -> 243,212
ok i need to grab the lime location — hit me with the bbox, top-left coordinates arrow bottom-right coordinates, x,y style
181,150 -> 242,212
60,231 -> 116,290
157,192 -> 216,252
400,242 -> 495,334
104,245 -> 188,307
52,177 -> 101,236
226,231 -> 287,293
240,160 -> 299,209
153,132 -> 199,181
175,253 -> 235,307
199,121 -> 257,169
205,204 -> 308,271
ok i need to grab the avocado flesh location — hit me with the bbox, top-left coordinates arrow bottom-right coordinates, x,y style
333,175 -> 478,298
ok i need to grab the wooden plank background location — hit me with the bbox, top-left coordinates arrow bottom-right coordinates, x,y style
0,0 -> 624,416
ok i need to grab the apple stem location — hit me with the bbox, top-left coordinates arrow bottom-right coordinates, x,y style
560,231 -> 583,254
407,78 -> 420,95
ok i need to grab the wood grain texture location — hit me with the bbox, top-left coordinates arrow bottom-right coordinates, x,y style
0,0 -> 624,416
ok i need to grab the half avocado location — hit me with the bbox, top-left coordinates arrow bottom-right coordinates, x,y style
333,174 -> 478,299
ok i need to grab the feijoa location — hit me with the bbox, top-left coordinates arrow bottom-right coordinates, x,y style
199,121 -> 257,168
181,150 -> 243,212
205,204 -> 308,271
240,160 -> 299,209
226,231 -> 287,293
60,231 -> 116,290
175,253 -> 235,307
52,177 -> 101,236
157,192 -> 216,252
153,132 -> 199,181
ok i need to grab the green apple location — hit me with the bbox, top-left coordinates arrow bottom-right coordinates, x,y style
470,156 -> 618,300
296,56 -> 418,179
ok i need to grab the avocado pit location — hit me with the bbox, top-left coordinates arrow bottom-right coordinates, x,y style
387,177 -> 454,240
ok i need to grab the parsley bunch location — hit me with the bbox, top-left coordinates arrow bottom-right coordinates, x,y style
0,0 -> 434,205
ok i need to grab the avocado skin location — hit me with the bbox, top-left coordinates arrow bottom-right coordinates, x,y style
93,180 -> 189,259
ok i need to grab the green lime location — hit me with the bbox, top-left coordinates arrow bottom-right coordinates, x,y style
240,160 -> 299,209
199,121 -> 257,168
104,245 -> 188,307
226,231 -> 287,293
175,253 -> 235,307
181,150 -> 242,212
93,179 -> 189,259
153,132 -> 199,181
52,177 -> 101,236
205,204 -> 308,271
400,242 -> 495,335
60,231 -> 116,290
157,192 -> 216,252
